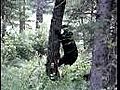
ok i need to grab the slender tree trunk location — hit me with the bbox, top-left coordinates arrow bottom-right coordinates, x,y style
81,17 -> 86,49
2,15 -> 7,39
90,0 -> 93,21
19,0 -> 25,33
23,0 -> 25,30
19,4 -> 22,33
90,0 -> 113,90
1,0 -> 7,41
36,0 -> 44,28
46,0 -> 66,80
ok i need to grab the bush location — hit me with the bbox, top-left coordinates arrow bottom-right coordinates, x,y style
1,26 -> 47,67
1,48 -> 91,90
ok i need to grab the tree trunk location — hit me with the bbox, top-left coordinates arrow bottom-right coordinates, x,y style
2,15 -> 7,43
81,17 -> 86,49
1,0 -> 7,41
36,0 -> 44,28
90,0 -> 113,90
106,0 -> 117,89
46,0 -> 66,80
19,0 -> 25,33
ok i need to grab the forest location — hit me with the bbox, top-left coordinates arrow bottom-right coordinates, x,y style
1,0 -> 117,90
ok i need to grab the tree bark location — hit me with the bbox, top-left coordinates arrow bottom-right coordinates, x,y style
90,0 -> 113,90
46,0 -> 66,80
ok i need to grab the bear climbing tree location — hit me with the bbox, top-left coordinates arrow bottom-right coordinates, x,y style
57,28 -> 78,67
46,0 -> 66,81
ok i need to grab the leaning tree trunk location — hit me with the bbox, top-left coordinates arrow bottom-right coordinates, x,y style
90,0 -> 113,90
46,0 -> 66,80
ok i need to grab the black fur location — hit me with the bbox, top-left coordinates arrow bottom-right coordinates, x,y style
58,30 -> 78,66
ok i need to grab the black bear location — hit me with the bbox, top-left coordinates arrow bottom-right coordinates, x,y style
58,29 -> 78,66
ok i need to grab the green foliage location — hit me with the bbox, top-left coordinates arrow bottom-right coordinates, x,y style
1,23 -> 91,90
1,0 -> 93,90
1,0 -> 117,89
1,51 -> 91,90
1,26 -> 47,67
63,0 -> 97,51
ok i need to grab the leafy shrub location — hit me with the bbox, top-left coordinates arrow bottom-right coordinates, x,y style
1,25 -> 47,67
